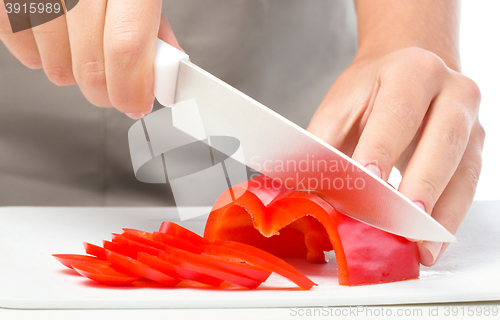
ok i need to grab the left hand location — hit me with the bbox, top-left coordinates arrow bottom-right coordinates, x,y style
307,46 -> 485,266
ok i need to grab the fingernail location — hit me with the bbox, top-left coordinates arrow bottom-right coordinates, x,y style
125,113 -> 145,120
413,201 -> 426,213
365,164 -> 381,178
419,241 -> 443,266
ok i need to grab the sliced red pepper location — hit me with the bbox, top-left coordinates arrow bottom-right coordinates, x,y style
121,229 -> 165,250
111,233 -> 163,257
83,242 -> 107,260
105,250 -> 180,286
52,254 -> 109,269
151,231 -> 203,253
137,252 -> 224,287
161,245 -> 270,282
158,221 -> 210,247
203,242 -> 316,290
158,251 -> 261,289
120,229 -> 202,254
72,261 -> 140,285
204,174 -> 420,286
103,240 -> 138,259
196,253 -> 271,282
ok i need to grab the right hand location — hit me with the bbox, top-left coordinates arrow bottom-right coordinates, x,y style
0,0 -> 182,119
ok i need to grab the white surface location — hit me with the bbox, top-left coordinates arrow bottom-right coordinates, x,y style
1,201 -> 499,310
3,302 -> 500,320
154,39 -> 189,107
461,0 -> 500,201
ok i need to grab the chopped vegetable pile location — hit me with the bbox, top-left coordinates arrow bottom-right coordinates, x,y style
53,221 -> 316,290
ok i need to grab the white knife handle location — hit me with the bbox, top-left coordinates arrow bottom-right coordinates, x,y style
154,39 -> 189,107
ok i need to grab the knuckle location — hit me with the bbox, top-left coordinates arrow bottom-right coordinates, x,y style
383,97 -> 420,132
45,66 -> 76,86
476,121 -> 486,143
75,60 -> 107,90
439,124 -> 468,160
106,27 -> 146,61
397,47 -> 447,78
457,75 -> 481,106
458,158 -> 482,190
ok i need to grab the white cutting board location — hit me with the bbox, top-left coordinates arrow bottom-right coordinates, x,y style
1,201 -> 499,310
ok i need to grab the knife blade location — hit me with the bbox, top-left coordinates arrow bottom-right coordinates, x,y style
154,39 -> 456,243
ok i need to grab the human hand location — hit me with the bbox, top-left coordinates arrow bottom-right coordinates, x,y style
0,0 -> 181,119
307,47 -> 485,266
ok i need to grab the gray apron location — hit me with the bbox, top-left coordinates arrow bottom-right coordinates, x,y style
0,0 -> 357,206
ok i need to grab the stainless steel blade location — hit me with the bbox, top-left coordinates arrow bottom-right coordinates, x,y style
174,60 -> 456,242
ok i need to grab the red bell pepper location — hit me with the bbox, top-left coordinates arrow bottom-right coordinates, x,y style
204,174 -> 420,286
105,250 -> 180,286
83,242 -> 107,260
137,252 -> 224,287
203,242 -> 317,290
52,254 -> 109,269
71,260 -> 141,285
158,221 -> 210,247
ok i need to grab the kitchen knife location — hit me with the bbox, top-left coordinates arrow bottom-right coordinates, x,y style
153,39 -> 456,243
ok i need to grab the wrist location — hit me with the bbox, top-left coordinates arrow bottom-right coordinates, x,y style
354,41 -> 461,72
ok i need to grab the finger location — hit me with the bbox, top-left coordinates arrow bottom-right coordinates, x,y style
351,50 -> 447,180
307,67 -> 378,156
0,2 -> 41,68
418,120 -> 485,266
158,14 -> 183,52
66,0 -> 112,108
103,0 -> 163,115
397,75 -> 481,214
31,10 -> 75,86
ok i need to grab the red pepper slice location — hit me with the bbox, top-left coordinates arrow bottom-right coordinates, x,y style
105,250 -> 180,286
120,229 -> 203,254
83,242 -> 107,260
72,261 -> 140,285
203,242 -> 317,290
196,253 -> 271,282
52,254 -> 109,269
103,240 -> 138,259
158,251 -> 262,289
137,252 -> 224,287
204,175 -> 419,286
158,221 -> 210,247
161,245 -> 270,282
151,231 -> 203,253
121,229 -> 165,250
111,233 -> 163,257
